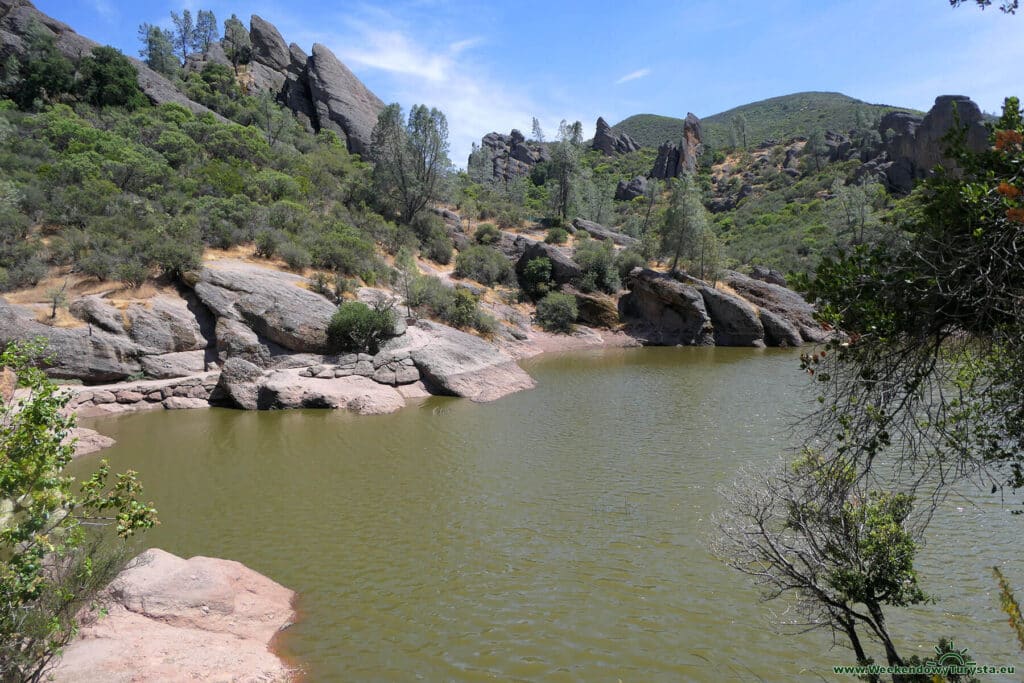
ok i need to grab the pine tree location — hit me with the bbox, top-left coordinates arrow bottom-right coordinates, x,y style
138,23 -> 177,76
169,10 -> 195,64
194,10 -> 219,53
222,14 -> 251,74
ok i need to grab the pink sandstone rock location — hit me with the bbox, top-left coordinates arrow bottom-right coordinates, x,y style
52,548 -> 297,682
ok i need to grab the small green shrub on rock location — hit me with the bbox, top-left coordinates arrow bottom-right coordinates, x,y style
474,222 -> 500,245
535,291 -> 578,334
326,301 -> 395,354
454,245 -> 513,286
545,227 -> 568,244
521,256 -> 553,299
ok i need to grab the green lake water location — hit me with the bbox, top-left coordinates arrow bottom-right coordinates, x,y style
75,347 -> 1023,682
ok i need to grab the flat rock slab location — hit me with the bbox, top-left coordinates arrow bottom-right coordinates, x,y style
67,427 -> 115,458
390,322 -> 536,402
52,548 -> 296,682
259,370 -> 407,414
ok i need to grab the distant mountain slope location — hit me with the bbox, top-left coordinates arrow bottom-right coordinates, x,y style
615,92 -> 924,150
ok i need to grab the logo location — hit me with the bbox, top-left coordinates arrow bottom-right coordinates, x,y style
925,642 -> 977,668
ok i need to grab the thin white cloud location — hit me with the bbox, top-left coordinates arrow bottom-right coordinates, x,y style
90,0 -> 117,21
615,68 -> 651,85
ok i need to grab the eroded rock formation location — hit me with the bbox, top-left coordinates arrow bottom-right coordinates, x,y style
592,116 -> 640,156
471,129 -> 550,183
651,113 -> 703,179
874,95 -> 989,193
619,268 -> 825,347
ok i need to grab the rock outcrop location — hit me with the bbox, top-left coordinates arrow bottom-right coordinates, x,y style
562,286 -> 620,328
0,288 -> 218,385
179,14 -> 383,155
515,240 -> 582,286
306,43 -> 385,157
874,95 -> 988,193
52,548 -> 296,683
186,262 -> 336,355
0,0 -> 221,119
651,113 -> 703,179
592,116 -> 641,156
619,269 -> 714,346
395,321 -> 535,402
471,129 -> 549,183
615,176 -> 649,201
721,270 -> 828,345
620,268 -> 825,347
571,218 -> 639,247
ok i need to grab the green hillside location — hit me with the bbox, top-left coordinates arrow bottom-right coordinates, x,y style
615,91 -> 924,150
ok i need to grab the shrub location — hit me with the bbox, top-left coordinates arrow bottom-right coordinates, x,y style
326,301 -> 395,354
310,271 -> 335,301
422,227 -> 453,265
406,276 -> 493,332
0,341 -> 156,682
521,256 -> 552,298
535,292 -> 577,333
254,228 -> 283,258
409,211 -> 445,242
278,241 -> 311,271
474,222 -> 500,245
615,248 -> 647,280
75,46 -> 147,110
116,260 -> 149,287
454,245 -> 513,286
574,239 -> 620,294
545,227 -> 568,244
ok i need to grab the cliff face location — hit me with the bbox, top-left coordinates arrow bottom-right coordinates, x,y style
0,1 -> 386,157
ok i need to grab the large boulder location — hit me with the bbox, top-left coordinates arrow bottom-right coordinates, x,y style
139,350 -> 207,379
306,42 -> 385,157
127,297 -> 209,355
0,302 -> 142,383
185,262 -> 336,354
389,321 -> 535,402
515,240 -> 582,286
592,116 -> 641,156
571,218 -> 639,247
52,548 -> 295,683
210,356 -> 264,410
698,285 -> 764,347
722,270 -> 826,343
615,176 -> 649,201
619,268 -> 714,346
561,285 -> 620,329
68,296 -> 124,334
257,370 -> 406,414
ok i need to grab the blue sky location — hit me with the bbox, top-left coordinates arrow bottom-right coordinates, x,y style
34,0 -> 1024,164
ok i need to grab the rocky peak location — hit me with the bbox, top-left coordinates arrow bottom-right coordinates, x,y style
180,14 -> 384,156
473,130 -> 550,183
651,112 -> 703,179
306,42 -> 385,157
872,95 -> 987,193
249,15 -> 289,71
592,116 -> 641,156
